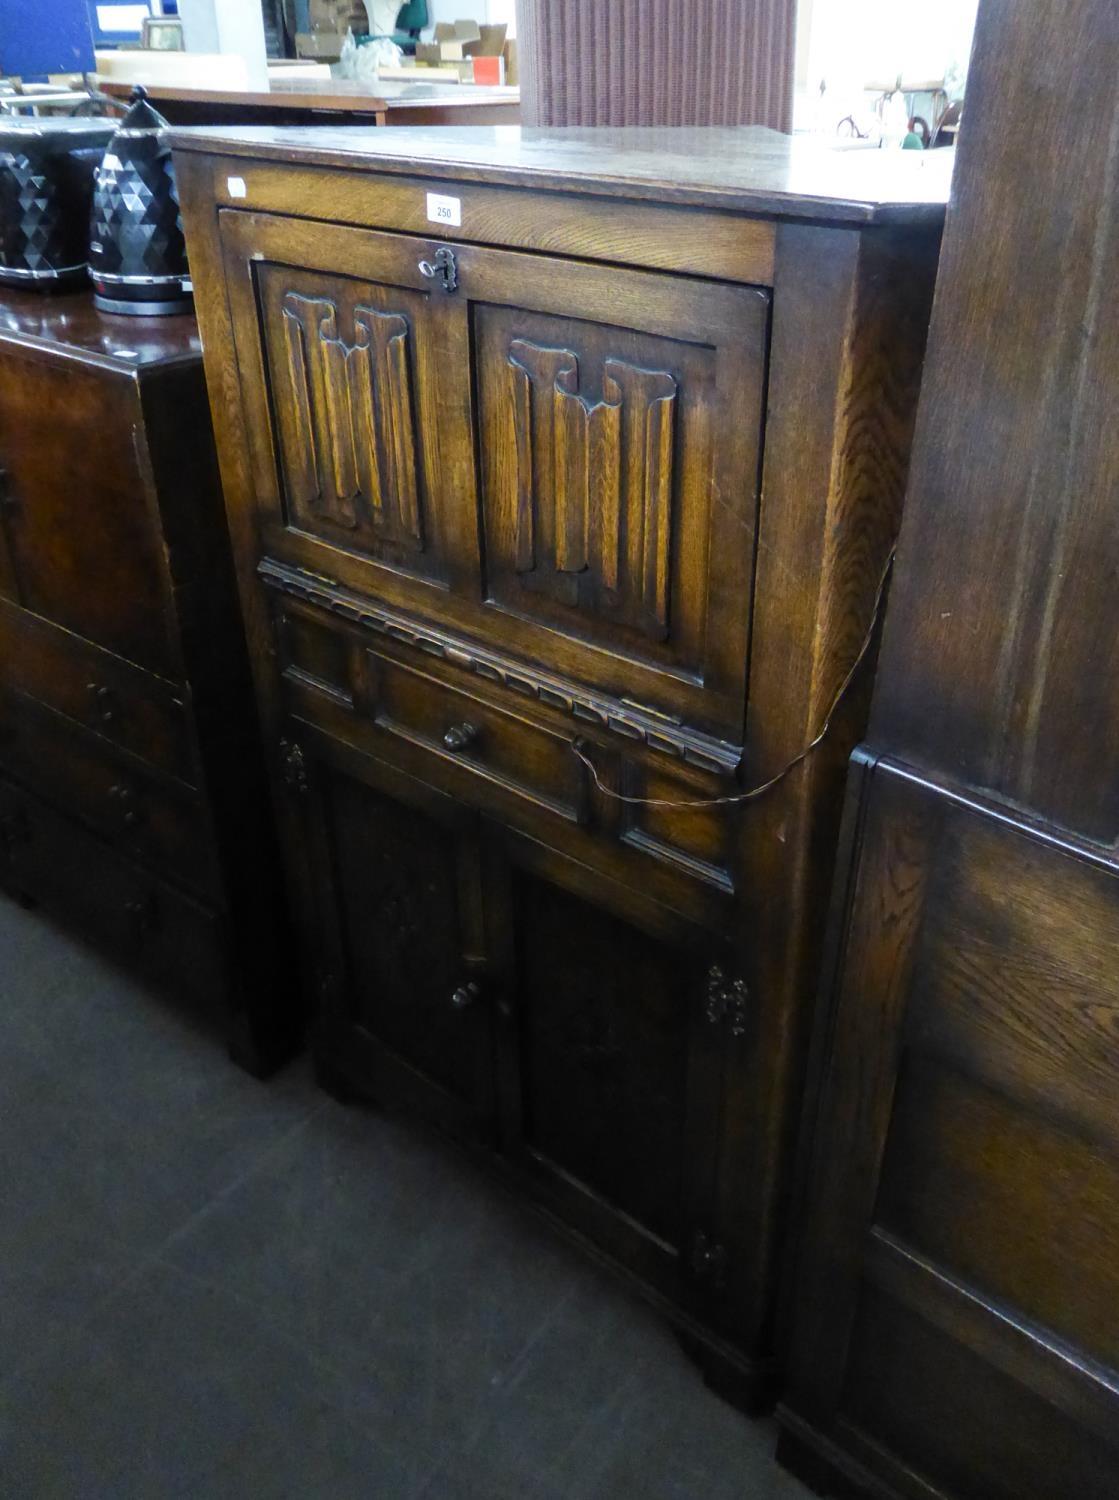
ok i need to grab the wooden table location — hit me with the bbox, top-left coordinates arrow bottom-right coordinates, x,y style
99,77 -> 520,128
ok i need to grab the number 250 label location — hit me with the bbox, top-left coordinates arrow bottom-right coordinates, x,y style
426,192 -> 462,226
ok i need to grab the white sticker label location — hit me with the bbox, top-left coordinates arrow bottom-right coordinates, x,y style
227,176 -> 248,199
426,192 -> 461,227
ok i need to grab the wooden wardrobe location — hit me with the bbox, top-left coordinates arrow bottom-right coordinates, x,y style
779,1 -> 1119,1495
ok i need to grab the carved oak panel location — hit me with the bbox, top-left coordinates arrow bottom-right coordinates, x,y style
475,287 -> 767,737
218,213 -> 480,604
505,336 -> 678,639
278,292 -> 423,547
260,269 -> 434,559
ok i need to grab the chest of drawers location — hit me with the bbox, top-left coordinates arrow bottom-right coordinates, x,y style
0,290 -> 299,1075
175,125 -> 949,1398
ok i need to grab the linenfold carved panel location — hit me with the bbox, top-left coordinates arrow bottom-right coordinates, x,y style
278,292 -> 423,548
506,337 -> 678,640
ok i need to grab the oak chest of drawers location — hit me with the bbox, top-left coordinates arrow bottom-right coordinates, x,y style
174,125 -> 949,1397
0,290 -> 298,1075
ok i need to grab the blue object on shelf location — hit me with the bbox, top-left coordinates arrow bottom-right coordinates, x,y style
0,0 -> 96,76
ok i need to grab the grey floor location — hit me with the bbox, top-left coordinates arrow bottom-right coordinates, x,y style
0,894 -> 812,1500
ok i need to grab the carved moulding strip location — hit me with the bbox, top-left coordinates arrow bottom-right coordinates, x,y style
257,557 -> 741,778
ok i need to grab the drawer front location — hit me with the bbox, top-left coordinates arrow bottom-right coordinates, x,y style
0,690 -> 219,900
367,650 -> 589,827
0,599 -> 196,786
221,208 -> 768,741
0,772 -> 227,1007
271,592 -> 738,918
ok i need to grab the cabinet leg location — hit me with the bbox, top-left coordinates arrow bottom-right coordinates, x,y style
673,1326 -> 777,1414
225,1005 -> 303,1081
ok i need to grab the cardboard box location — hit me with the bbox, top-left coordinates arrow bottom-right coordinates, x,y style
463,23 -> 506,59
415,19 -> 507,80
296,30 -> 346,59
307,0 -> 366,35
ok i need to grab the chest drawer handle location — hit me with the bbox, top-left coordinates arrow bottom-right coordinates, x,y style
87,682 -> 118,725
108,783 -> 143,828
443,722 -> 479,753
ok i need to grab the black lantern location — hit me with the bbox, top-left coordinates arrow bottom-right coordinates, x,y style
89,86 -> 191,316
0,119 -> 114,290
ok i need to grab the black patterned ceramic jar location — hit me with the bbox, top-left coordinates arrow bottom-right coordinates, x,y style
0,119 -> 115,289
89,86 -> 192,316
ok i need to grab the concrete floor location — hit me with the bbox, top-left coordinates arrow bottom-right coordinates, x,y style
0,894 -> 812,1499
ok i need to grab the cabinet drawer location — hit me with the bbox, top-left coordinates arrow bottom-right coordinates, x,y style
0,772 -> 226,1008
0,690 -> 219,900
365,649 -> 590,824
273,595 -> 739,919
0,599 -> 196,786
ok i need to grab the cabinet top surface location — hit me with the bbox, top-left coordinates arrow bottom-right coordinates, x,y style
170,124 -> 953,224
0,287 -> 202,371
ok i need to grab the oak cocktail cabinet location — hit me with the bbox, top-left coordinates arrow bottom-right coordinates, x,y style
174,125 -> 949,1398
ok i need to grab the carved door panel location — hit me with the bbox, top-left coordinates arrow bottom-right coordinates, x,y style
487,843 -> 729,1313
465,246 -> 769,742
219,211 -> 478,611
0,352 -> 176,674
287,728 -> 496,1141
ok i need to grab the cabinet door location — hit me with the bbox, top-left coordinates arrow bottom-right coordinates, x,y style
219,212 -> 479,611
465,243 -> 768,742
286,727 -> 496,1141
488,844 -> 727,1309
0,350 -> 176,674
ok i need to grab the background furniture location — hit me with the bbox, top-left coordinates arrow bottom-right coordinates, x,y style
778,0 -> 1119,1494
0,289 -> 299,1076
516,0 -> 796,129
99,76 -> 520,127
174,123 -> 946,1401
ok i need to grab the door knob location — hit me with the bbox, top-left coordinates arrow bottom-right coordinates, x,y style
443,722 -> 479,752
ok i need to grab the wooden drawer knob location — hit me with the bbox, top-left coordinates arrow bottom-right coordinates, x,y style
442,722 -> 479,753
450,980 -> 482,1010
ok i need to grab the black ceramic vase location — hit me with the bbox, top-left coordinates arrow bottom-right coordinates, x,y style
0,119 -> 115,290
89,86 -> 192,316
